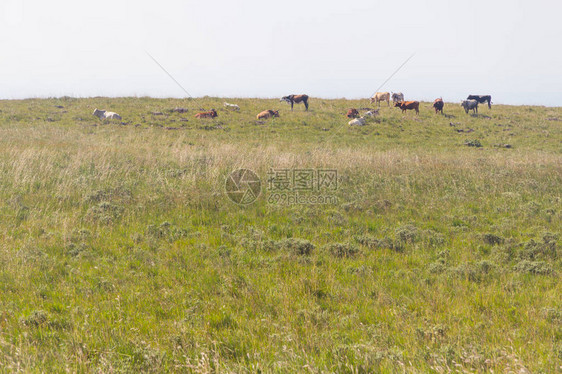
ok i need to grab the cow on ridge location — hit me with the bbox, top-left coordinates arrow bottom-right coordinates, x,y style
394,100 -> 419,115
257,110 -> 280,120
348,117 -> 367,126
280,94 -> 309,111
461,100 -> 478,114
346,108 -> 359,118
195,109 -> 218,118
433,98 -> 444,114
93,108 -> 122,120
391,92 -> 404,103
370,92 -> 390,107
467,95 -> 492,109
223,102 -> 240,111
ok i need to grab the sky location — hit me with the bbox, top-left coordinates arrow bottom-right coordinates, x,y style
1,0 -> 561,106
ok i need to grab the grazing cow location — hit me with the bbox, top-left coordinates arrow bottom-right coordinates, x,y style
348,117 -> 367,126
256,110 -> 280,120
394,100 -> 420,115
223,102 -> 240,111
391,92 -> 404,103
195,109 -> 218,118
346,108 -> 359,118
467,95 -> 492,109
370,92 -> 390,106
93,108 -> 122,120
461,100 -> 478,114
280,94 -> 309,111
433,98 -> 444,114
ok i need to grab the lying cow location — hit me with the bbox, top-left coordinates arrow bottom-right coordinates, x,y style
394,100 -> 419,115
195,109 -> 218,118
223,102 -> 240,111
467,95 -> 492,109
93,108 -> 122,120
370,92 -> 390,106
391,92 -> 404,103
461,100 -> 478,114
257,110 -> 279,120
280,94 -> 309,111
364,109 -> 379,117
348,117 -> 367,126
346,108 -> 359,118
433,98 -> 444,114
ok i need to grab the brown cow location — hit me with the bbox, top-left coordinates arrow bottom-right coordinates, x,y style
195,109 -> 217,118
280,94 -> 309,111
433,98 -> 444,114
346,108 -> 359,118
394,100 -> 419,115
256,110 -> 280,120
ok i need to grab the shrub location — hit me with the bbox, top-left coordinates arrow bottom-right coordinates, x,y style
491,245 -> 516,264
395,224 -> 419,243
324,243 -> 360,258
483,233 -> 504,245
513,260 -> 553,275
66,242 -> 90,257
277,238 -> 314,256
426,230 -> 446,247
86,201 -> 124,224
518,235 -> 558,261
428,261 -> 446,274
449,261 -> 495,282
354,235 -> 405,252
145,222 -> 189,242
556,343 -> 562,360
464,139 -> 482,147
84,187 -> 132,203
542,307 -> 561,323
20,310 -> 48,327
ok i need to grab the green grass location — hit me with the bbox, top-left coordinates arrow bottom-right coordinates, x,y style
0,96 -> 561,372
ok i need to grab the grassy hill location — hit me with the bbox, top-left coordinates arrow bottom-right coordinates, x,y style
0,97 -> 560,372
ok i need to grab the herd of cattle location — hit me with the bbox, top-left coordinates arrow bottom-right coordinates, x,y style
92,93 -> 493,125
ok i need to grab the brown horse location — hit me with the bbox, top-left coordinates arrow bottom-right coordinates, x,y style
280,94 -> 309,111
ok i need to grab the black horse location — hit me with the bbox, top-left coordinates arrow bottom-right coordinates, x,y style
467,95 -> 492,109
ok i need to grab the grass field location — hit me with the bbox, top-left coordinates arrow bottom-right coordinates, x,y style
0,96 -> 561,373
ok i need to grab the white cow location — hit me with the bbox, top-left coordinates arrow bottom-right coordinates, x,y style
93,108 -> 122,120
391,92 -> 404,103
348,117 -> 367,126
364,110 -> 379,117
223,102 -> 240,111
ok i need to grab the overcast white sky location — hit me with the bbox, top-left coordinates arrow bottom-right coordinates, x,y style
1,0 -> 561,105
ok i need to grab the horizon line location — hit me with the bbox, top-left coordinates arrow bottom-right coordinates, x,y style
0,95 -> 560,108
